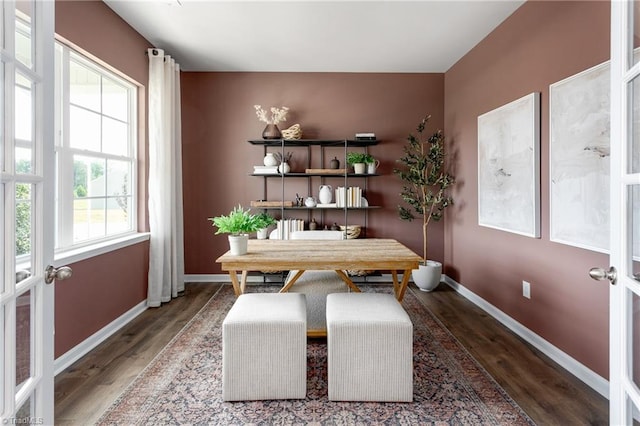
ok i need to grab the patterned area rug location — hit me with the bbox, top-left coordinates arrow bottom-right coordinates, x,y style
97,285 -> 535,425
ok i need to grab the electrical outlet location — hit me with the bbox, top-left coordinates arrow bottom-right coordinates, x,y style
522,281 -> 531,299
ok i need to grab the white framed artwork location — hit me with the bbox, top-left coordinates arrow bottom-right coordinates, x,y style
549,61 -> 610,253
477,92 -> 540,238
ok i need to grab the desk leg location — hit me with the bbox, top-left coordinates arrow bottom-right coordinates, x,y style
240,270 -> 248,293
228,270 -> 242,296
280,270 -> 305,293
396,269 -> 412,301
391,270 -> 399,297
335,270 -> 361,293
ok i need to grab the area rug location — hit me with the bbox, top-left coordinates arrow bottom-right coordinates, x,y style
97,284 -> 535,425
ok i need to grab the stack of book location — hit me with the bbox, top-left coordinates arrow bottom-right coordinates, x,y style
253,165 -> 278,174
275,219 -> 304,240
335,186 -> 363,208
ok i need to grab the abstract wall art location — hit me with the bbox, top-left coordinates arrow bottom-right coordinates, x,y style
549,61 -> 610,253
477,92 -> 540,238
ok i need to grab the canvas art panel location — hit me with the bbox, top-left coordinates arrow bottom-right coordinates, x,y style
477,92 -> 540,238
549,61 -> 610,253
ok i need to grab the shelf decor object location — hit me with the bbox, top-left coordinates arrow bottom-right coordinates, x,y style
477,93 -> 540,238
254,104 -> 289,140
549,61 -> 610,253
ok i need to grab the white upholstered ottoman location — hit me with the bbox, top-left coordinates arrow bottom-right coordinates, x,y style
326,293 -> 413,402
222,293 -> 307,401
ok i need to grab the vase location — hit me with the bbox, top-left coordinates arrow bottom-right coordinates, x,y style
353,163 -> 366,174
318,185 -> 332,204
278,162 -> 291,174
412,260 -> 442,292
262,124 -> 281,139
263,152 -> 278,167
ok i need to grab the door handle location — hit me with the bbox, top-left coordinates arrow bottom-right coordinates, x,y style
589,266 -> 617,285
45,265 -> 73,284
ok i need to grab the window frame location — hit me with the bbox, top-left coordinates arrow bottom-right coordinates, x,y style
53,41 -> 139,254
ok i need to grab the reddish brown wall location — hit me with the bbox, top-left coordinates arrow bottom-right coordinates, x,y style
444,1 -> 610,378
181,72 -> 444,274
54,0 -> 151,357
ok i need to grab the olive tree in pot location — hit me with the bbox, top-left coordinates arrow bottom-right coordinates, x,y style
393,115 -> 455,291
209,205 -> 264,255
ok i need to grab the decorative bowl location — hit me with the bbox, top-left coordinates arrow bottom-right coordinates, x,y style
339,225 -> 361,239
282,123 -> 302,140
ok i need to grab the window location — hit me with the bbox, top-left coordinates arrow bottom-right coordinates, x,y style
54,43 -> 137,251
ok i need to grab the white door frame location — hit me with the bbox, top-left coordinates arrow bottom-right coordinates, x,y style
1,0 -> 55,423
609,1 -> 640,424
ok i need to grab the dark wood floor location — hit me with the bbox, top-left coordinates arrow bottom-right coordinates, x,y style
54,282 -> 608,425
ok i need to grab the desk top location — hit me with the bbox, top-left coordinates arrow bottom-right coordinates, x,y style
216,238 -> 421,271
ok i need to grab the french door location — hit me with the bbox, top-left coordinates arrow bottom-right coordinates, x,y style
605,0 -> 640,423
1,1 -> 56,424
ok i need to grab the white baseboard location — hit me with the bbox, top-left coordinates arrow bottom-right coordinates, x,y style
443,275 -> 609,399
54,300 -> 147,376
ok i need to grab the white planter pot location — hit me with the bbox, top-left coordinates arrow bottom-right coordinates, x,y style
353,163 -> 366,174
256,228 -> 269,240
412,260 -> 442,292
228,234 -> 249,255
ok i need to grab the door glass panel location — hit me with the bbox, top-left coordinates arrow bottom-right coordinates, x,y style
631,185 -> 640,279
15,1 -> 33,69
16,147 -> 32,174
15,71 -> 33,143
633,77 -> 640,173
16,289 -> 31,388
15,394 -> 32,424
16,183 -> 33,280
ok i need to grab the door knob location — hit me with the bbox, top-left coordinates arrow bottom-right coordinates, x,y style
589,266 -> 617,285
45,265 -> 73,284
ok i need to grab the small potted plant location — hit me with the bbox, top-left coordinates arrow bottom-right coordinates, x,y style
255,212 -> 276,240
364,154 -> 380,174
209,205 -> 263,255
346,152 -> 368,174
393,114 -> 455,291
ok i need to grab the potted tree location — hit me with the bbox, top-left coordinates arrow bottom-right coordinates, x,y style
209,205 -> 263,255
393,115 -> 455,291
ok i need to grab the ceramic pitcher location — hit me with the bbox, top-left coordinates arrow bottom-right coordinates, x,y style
319,185 -> 332,204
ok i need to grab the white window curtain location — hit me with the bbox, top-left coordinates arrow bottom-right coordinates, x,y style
147,48 -> 184,307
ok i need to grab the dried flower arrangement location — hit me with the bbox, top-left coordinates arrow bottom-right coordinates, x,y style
254,105 -> 290,125
273,151 -> 293,164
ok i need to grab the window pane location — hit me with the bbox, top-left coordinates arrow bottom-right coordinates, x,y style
102,117 -> 128,156
103,77 -> 128,121
16,289 -> 31,388
69,106 -> 100,151
15,1 -> 33,69
15,72 -> 32,142
74,155 -> 105,198
632,77 -> 640,173
0,64 -> 4,172
16,147 -> 32,174
70,59 -> 100,112
73,197 -> 105,242
107,197 -> 130,235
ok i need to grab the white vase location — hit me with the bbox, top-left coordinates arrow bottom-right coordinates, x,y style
318,185 -> 332,204
353,163 -> 366,174
228,234 -> 249,255
256,228 -> 269,240
278,162 -> 291,174
411,260 -> 442,292
263,152 -> 278,167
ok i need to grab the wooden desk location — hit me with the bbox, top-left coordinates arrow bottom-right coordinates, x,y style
215,238 -> 421,301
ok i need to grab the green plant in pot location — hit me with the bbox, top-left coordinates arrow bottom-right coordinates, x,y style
255,212 -> 276,240
393,114 -> 455,291
209,205 -> 264,255
346,152 -> 368,174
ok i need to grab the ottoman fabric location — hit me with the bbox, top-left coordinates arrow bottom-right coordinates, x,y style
326,292 -> 413,402
222,293 -> 307,401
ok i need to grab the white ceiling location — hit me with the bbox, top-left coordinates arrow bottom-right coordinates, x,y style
103,0 -> 525,73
